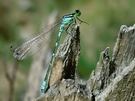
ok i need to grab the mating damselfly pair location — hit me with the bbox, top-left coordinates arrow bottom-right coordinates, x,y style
10,10 -> 87,93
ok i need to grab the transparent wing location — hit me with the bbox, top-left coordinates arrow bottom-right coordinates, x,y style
10,21 -> 61,60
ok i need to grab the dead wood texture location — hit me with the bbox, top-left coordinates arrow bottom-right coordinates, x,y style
36,24 -> 135,101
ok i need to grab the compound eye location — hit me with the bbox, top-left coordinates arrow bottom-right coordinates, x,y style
75,10 -> 81,16
78,12 -> 81,16
75,10 -> 80,13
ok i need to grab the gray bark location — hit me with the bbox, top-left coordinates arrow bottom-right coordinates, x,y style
36,24 -> 135,101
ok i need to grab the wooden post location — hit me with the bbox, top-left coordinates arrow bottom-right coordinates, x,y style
36,24 -> 135,101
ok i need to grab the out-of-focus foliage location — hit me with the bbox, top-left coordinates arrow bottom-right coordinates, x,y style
0,0 -> 135,100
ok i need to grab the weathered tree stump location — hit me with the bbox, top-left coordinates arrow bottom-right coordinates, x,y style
36,24 -> 135,101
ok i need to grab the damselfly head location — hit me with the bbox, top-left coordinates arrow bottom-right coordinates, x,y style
75,10 -> 81,16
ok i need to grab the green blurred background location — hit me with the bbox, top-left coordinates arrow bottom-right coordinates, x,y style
0,0 -> 135,101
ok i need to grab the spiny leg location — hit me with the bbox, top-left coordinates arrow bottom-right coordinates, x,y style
76,17 -> 89,25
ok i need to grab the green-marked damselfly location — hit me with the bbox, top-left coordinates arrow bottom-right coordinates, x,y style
10,10 -> 88,93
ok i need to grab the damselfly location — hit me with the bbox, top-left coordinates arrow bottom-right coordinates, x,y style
10,10 -> 87,93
